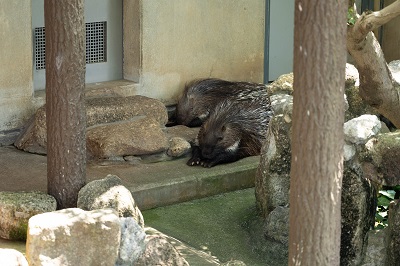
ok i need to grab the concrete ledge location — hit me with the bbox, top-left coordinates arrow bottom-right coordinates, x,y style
0,146 -> 260,211
129,156 -> 259,210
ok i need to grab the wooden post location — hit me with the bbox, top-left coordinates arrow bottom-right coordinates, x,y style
289,0 -> 347,264
45,0 -> 86,209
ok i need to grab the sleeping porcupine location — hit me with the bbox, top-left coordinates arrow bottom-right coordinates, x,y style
187,97 -> 273,167
176,78 -> 268,127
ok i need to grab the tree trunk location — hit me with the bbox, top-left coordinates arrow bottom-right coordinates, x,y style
347,0 -> 400,128
45,0 -> 86,209
288,1 -> 347,265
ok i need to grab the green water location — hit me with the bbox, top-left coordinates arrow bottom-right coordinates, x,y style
142,188 -> 287,265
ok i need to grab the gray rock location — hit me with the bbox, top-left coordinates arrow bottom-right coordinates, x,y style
116,217 -> 147,266
26,208 -> 121,266
264,206 -> 289,245
362,229 -> 386,266
388,60 -> 400,85
77,174 -> 144,228
344,143 -> 356,161
167,137 -> 191,157
135,234 -> 189,266
255,110 -> 292,216
341,163 -> 376,266
86,117 -> 169,159
344,115 -> 381,145
386,200 -> 400,266
363,131 -> 400,186
0,248 -> 29,266
15,95 -> 169,156
0,191 -> 56,240
344,65 -> 378,121
346,63 -> 360,87
269,94 -> 293,115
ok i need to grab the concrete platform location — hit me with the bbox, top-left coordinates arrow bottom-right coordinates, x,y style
0,146 -> 259,210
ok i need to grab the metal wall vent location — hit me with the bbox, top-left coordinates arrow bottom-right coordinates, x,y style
34,21 -> 107,70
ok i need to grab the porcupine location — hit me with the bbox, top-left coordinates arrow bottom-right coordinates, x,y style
187,96 -> 273,167
176,78 -> 268,127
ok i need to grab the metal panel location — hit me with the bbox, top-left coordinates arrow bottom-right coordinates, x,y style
32,0 -> 123,91
266,0 -> 295,81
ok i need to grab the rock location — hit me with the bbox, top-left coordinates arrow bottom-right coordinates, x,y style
344,115 -> 382,145
255,99 -> 292,217
267,73 -> 294,95
362,229 -> 386,266
116,217 -> 147,266
135,234 -> 189,266
86,117 -> 169,159
269,94 -> 293,115
388,60 -> 400,85
86,95 -> 168,127
344,64 -> 378,121
0,248 -> 29,266
363,131 -> 400,186
345,63 -> 360,87
0,191 -> 56,240
344,143 -> 356,161
26,208 -> 121,266
341,163 -> 376,266
13,106 -> 47,155
77,174 -> 144,228
163,125 -> 199,143
264,206 -> 289,245
386,200 -> 400,266
167,137 -> 191,157
15,95 -> 169,156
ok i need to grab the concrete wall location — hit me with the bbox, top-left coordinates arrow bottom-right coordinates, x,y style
0,0 -> 265,144
0,1 -> 36,142
136,0 -> 265,104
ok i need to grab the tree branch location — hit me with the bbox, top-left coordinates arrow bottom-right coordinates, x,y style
347,1 -> 400,128
353,0 -> 400,42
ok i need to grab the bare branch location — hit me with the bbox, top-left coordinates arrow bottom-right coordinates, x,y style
353,0 -> 400,42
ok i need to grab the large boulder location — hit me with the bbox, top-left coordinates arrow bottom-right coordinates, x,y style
255,70 -> 393,265
77,174 -> 144,228
26,208 -> 121,266
255,94 -> 292,217
14,95 -> 169,156
135,234 -> 189,266
86,117 -> 169,159
0,191 -> 56,240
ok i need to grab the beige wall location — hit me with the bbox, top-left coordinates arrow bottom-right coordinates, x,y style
0,1 -> 35,133
0,0 -> 265,143
134,0 -> 265,104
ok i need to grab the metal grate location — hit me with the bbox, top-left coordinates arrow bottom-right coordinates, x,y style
34,21 -> 107,70
34,27 -> 46,70
86,21 -> 107,64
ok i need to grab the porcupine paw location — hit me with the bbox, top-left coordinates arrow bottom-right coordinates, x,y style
187,156 -> 201,166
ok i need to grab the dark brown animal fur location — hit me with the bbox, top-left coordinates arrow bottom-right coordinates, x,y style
187,97 -> 273,167
176,78 -> 268,127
